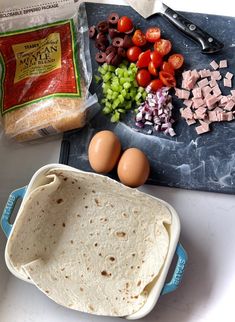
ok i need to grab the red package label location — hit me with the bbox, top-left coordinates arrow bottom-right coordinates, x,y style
0,20 -> 81,114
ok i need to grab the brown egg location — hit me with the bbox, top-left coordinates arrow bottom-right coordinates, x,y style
88,130 -> 121,174
117,148 -> 150,188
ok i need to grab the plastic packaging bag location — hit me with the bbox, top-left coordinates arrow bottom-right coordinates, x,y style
0,0 -> 98,142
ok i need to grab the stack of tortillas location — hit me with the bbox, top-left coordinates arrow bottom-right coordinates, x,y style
6,168 -> 171,316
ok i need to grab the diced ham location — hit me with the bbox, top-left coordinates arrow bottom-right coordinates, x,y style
183,75 -> 198,90
224,100 -> 235,111
206,94 -> 220,107
209,79 -> 217,88
210,71 -> 222,80
182,70 -> 191,80
175,88 -> 190,100
202,86 -> 211,97
208,111 -> 218,122
212,85 -> 222,97
199,69 -> 211,78
192,98 -> 205,109
224,78 -> 232,88
186,119 -> 196,125
195,107 -> 207,119
225,72 -> 233,80
183,99 -> 193,108
192,87 -> 202,98
220,96 -> 228,105
210,60 -> 219,70
181,107 -> 194,119
179,62 -> 234,135
197,78 -> 209,88
195,124 -> 210,134
219,60 -> 228,68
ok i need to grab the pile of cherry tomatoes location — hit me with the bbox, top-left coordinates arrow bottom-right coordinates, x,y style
118,16 -> 184,91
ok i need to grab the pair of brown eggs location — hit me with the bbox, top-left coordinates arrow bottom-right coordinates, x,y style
88,130 -> 150,188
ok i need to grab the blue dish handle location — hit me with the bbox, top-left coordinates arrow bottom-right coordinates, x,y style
1,186 -> 27,238
161,243 -> 188,295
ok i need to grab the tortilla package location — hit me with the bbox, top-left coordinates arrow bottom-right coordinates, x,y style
6,168 -> 171,316
0,1 -> 97,142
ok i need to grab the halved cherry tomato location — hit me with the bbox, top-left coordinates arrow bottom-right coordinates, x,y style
159,71 -> 176,87
148,61 -> 158,76
161,61 -> 175,75
136,49 -> 151,68
136,69 -> 151,87
117,16 -> 133,33
149,79 -> 163,92
126,46 -> 142,62
150,51 -> 163,68
145,27 -> 161,43
154,39 -> 172,56
168,53 -> 184,69
132,29 -> 147,47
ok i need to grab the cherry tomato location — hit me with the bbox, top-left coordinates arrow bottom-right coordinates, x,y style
150,51 -> 163,68
149,79 -> 163,92
168,53 -> 184,69
136,49 -> 151,68
117,16 -> 134,33
159,71 -> 176,87
154,39 -> 172,56
161,61 -> 175,75
132,30 -> 147,47
148,61 -> 158,76
136,69 -> 151,87
126,46 -> 142,62
145,27 -> 161,43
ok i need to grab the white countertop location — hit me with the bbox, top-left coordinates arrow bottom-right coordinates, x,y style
0,1 -> 235,322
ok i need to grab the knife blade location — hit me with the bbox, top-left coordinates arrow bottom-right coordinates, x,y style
125,0 -> 224,54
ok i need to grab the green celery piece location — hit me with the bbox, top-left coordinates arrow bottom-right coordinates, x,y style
118,109 -> 126,113
123,82 -> 131,89
135,92 -> 142,100
98,66 -> 106,75
142,91 -> 147,99
138,86 -> 145,93
112,92 -> 119,99
108,65 -> 116,72
105,102 -> 111,108
125,101 -> 132,109
94,75 -> 101,83
133,80 -> 138,87
111,111 -> 120,123
111,84 -> 119,92
120,77 -> 126,85
107,88 -> 113,95
103,107 -> 111,114
118,94 -> 125,103
121,89 -> 127,97
113,98 -> 121,108
103,72 -> 112,83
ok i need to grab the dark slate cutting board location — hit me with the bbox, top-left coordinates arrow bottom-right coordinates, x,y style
60,3 -> 235,194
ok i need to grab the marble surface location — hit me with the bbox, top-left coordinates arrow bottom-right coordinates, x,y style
0,1 -> 235,322
61,3 -> 235,194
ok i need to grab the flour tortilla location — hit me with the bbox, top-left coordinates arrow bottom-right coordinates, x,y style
7,168 -> 171,316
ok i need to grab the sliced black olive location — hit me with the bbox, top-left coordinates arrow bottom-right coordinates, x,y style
112,37 -> 124,48
105,45 -> 117,56
106,52 -> 116,64
122,35 -> 133,48
111,54 -> 122,67
89,26 -> 97,39
97,21 -> 109,33
108,12 -> 119,25
95,40 -> 107,52
95,52 -> 107,63
117,47 -> 126,58
108,28 -> 121,39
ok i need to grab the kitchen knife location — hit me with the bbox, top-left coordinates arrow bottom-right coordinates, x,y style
125,0 -> 224,54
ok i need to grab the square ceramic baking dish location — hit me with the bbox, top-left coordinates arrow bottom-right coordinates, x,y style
1,164 -> 187,319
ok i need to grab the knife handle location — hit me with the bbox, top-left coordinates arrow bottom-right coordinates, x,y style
162,4 -> 224,54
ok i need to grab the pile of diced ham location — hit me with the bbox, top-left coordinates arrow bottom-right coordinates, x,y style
175,59 -> 235,135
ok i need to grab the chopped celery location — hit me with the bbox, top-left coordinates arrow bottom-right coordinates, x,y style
94,75 -> 101,83
97,62 -> 146,122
